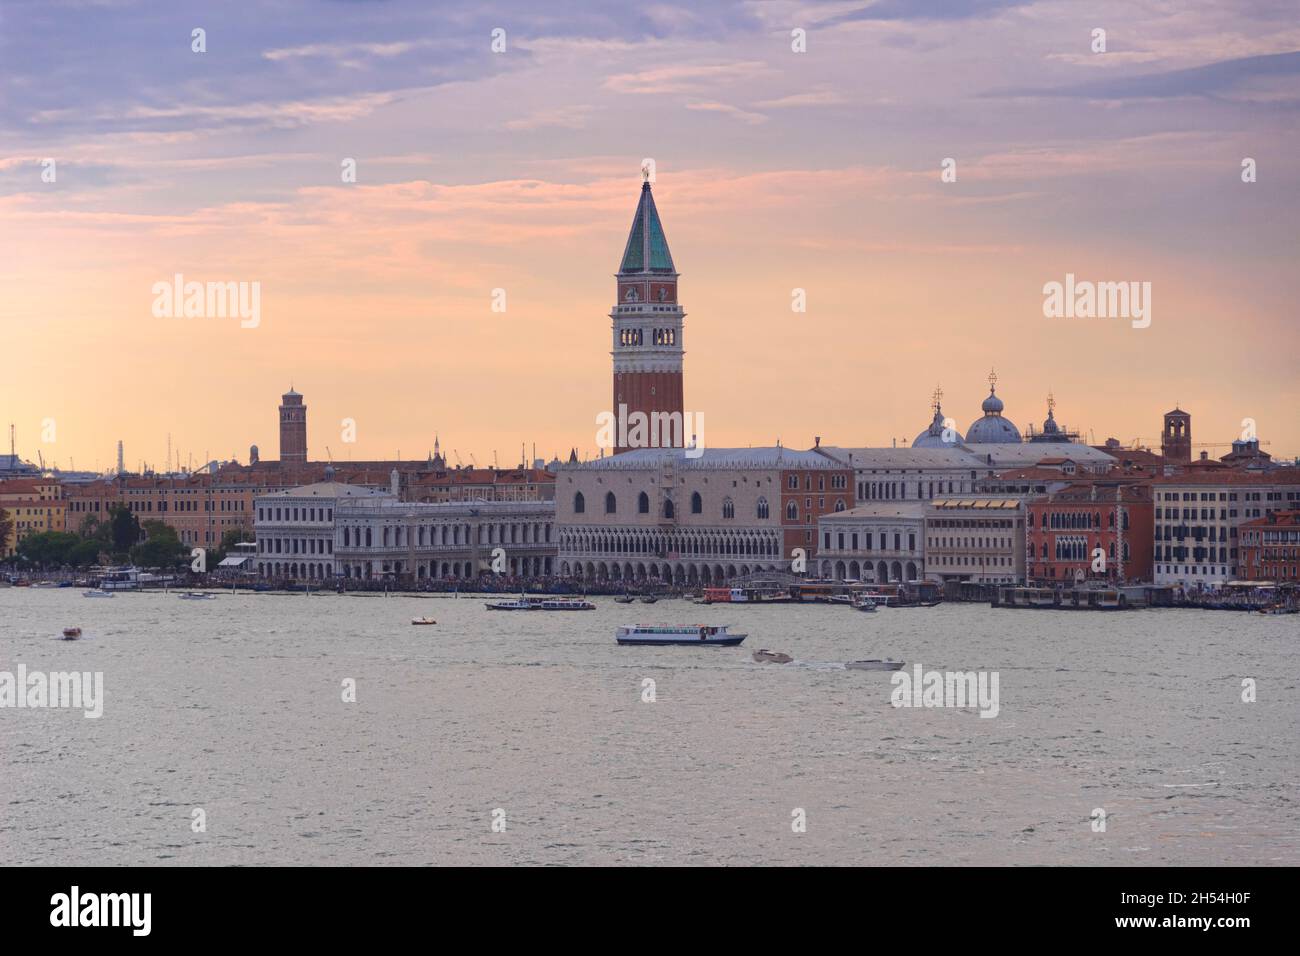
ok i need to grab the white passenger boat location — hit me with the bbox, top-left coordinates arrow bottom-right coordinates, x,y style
540,598 -> 595,611
615,625 -> 747,646
485,598 -> 537,610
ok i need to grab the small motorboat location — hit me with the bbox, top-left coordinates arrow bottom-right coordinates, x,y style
752,648 -> 793,664
856,599 -> 877,612
639,595 -> 659,604
845,659 -> 904,671
83,590 -> 115,598
61,627 -> 82,641
615,594 -> 634,604
827,594 -> 853,604
411,617 -> 437,626
178,592 -> 217,600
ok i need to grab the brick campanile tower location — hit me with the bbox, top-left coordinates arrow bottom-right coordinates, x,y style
279,387 -> 307,464
611,171 -> 684,454
1162,407 -> 1191,463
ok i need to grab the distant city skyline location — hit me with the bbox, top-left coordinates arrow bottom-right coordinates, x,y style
2,1 -> 1297,468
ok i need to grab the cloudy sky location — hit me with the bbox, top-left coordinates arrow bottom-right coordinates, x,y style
2,0 -> 1297,471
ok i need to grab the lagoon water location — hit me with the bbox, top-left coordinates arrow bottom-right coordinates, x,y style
1,588 -> 1296,866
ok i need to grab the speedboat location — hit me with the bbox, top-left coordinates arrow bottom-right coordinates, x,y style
752,648 -> 793,664
61,627 -> 82,641
178,592 -> 217,600
83,590 -> 115,598
615,625 -> 746,646
639,595 -> 659,604
845,659 -> 904,671
411,617 -> 437,626
615,594 -> 634,604
855,598 -> 877,612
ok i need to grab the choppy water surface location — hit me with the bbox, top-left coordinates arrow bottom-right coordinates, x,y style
1,589 -> 1296,865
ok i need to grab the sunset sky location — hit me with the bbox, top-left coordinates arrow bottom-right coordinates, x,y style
2,0 -> 1298,472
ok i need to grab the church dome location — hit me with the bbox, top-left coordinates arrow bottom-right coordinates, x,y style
913,406 -> 963,448
966,373 -> 1021,444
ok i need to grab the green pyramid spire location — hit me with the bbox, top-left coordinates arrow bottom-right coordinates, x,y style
618,182 -> 675,274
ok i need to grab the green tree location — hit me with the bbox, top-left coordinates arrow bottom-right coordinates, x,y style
67,539 -> 103,568
0,507 -> 12,561
18,531 -> 80,568
129,520 -> 186,568
109,504 -> 141,555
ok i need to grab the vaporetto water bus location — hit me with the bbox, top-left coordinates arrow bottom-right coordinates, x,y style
485,596 -> 596,611
615,625 -> 747,646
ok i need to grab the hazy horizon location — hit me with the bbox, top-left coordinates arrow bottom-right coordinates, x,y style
3,0 -> 1298,470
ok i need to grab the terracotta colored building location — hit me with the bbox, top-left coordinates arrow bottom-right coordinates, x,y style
1239,509 -> 1300,583
1026,482 -> 1154,584
62,473 -> 260,548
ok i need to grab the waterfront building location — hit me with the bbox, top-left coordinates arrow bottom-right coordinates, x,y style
0,496 -> 64,556
334,498 -> 556,581
408,466 -> 555,503
1152,470 -> 1300,586
960,442 -> 1117,474
816,502 -> 926,582
817,445 -> 985,501
975,465 -> 1076,496
62,472 -> 260,547
1025,483 -> 1154,584
1239,509 -> 1300,582
923,496 -> 1028,585
0,477 -> 63,505
253,479 -> 392,579
611,173 -> 685,454
554,446 -> 852,584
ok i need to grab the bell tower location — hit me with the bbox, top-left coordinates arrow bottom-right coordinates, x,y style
279,387 -> 307,464
611,168 -> 685,453
1162,407 -> 1191,463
